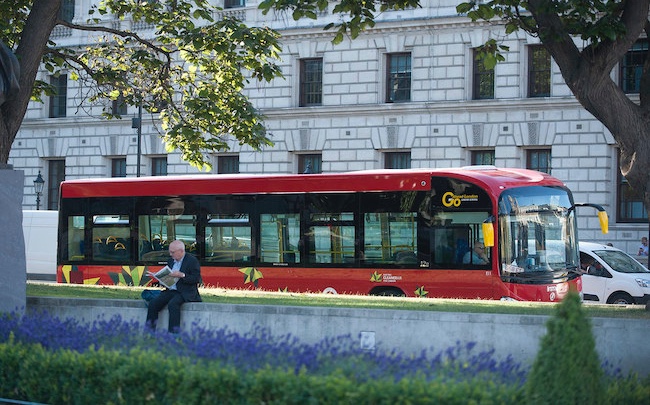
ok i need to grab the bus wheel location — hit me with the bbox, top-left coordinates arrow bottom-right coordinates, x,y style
370,287 -> 406,297
607,292 -> 634,305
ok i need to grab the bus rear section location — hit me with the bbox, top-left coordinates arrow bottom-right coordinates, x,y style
56,168 -> 584,301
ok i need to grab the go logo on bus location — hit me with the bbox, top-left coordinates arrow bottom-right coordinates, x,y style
442,192 -> 462,207
442,191 -> 479,207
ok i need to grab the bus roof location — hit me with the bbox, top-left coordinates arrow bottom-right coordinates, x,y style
60,166 -> 563,198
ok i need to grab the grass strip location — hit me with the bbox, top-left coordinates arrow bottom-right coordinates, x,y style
26,281 -> 650,319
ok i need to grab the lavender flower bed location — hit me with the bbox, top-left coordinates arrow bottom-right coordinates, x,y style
1,311 -> 527,385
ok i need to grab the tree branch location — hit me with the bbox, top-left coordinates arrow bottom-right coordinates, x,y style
56,18 -> 172,61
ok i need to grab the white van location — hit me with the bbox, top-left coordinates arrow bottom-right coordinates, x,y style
22,210 -> 58,281
579,241 -> 650,305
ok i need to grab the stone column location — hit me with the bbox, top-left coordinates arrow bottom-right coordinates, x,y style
0,165 -> 26,315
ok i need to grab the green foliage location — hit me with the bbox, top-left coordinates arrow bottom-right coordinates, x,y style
0,339 -> 525,404
524,291 -> 605,405
457,1 -> 629,68
259,0 -> 421,44
84,0 -> 283,169
1,0 -> 284,169
605,373 -> 650,404
1,315 -> 648,404
0,333 -> 27,398
457,0 -> 627,42
0,0 -> 30,48
474,39 -> 509,70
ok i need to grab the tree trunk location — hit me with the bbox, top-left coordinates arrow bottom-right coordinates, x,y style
528,1 -> 650,223
0,0 -> 59,164
571,68 -> 650,229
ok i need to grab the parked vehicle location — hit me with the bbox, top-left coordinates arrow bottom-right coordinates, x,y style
579,241 -> 650,305
22,210 -> 58,281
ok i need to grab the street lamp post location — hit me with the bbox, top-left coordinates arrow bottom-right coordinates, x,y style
131,101 -> 142,177
33,171 -> 45,210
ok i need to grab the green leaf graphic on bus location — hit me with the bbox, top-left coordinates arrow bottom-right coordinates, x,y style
370,271 -> 382,282
239,267 -> 263,287
108,266 -> 150,286
415,286 -> 428,298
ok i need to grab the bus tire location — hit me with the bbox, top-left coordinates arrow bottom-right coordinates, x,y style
370,287 -> 406,297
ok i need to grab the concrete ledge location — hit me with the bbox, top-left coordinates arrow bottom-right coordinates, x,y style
25,297 -> 650,377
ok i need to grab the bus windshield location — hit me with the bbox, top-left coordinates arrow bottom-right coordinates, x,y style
498,186 -> 579,280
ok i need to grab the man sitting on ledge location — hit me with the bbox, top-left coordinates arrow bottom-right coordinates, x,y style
145,240 -> 202,333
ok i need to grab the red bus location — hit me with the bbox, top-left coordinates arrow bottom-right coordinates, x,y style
56,166 -> 606,301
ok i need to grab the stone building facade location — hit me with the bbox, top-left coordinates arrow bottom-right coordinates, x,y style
9,0 -> 648,255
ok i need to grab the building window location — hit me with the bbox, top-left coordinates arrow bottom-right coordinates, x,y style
386,53 -> 411,103
224,0 -> 245,8
151,157 -> 167,176
528,45 -> 551,98
111,94 -> 127,116
617,153 -> 646,222
47,160 -> 65,210
299,58 -> 323,107
218,155 -> 239,174
299,154 -> 322,174
112,158 -> 127,177
471,150 -> 495,165
620,39 -> 648,94
618,177 -> 646,222
49,74 -> 67,118
385,152 -> 411,169
59,0 -> 74,23
473,49 -> 494,100
527,149 -> 551,174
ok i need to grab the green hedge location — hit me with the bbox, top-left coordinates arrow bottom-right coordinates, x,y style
1,338 -> 649,404
0,337 -> 523,404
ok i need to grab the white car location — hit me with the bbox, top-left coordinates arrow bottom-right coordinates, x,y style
579,242 -> 650,305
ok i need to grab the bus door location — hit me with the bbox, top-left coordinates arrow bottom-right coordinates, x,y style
428,176 -> 495,299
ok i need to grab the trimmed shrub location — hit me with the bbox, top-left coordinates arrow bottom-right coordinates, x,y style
524,290 -> 605,405
1,309 -> 647,403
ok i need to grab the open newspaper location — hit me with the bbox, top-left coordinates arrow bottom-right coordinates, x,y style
151,265 -> 177,289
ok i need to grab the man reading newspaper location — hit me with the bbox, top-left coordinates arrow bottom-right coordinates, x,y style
145,240 -> 202,333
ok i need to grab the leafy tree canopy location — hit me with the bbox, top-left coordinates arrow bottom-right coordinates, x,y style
456,0 -> 650,218
1,0 -> 284,169
262,0 -> 650,211
4,0 -> 650,209
258,0 -> 420,44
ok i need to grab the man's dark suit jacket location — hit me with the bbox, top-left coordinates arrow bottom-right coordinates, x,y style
167,253 -> 202,302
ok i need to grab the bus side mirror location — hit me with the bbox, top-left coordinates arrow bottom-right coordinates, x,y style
572,203 -> 609,234
482,222 -> 494,247
598,210 -> 609,234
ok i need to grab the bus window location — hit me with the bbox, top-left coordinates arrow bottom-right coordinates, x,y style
364,212 -> 418,265
67,215 -> 85,261
307,213 -> 355,264
139,214 -> 197,261
205,214 -> 252,263
432,226 -> 468,266
260,213 -> 300,263
430,211 -> 490,267
92,215 -> 130,261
